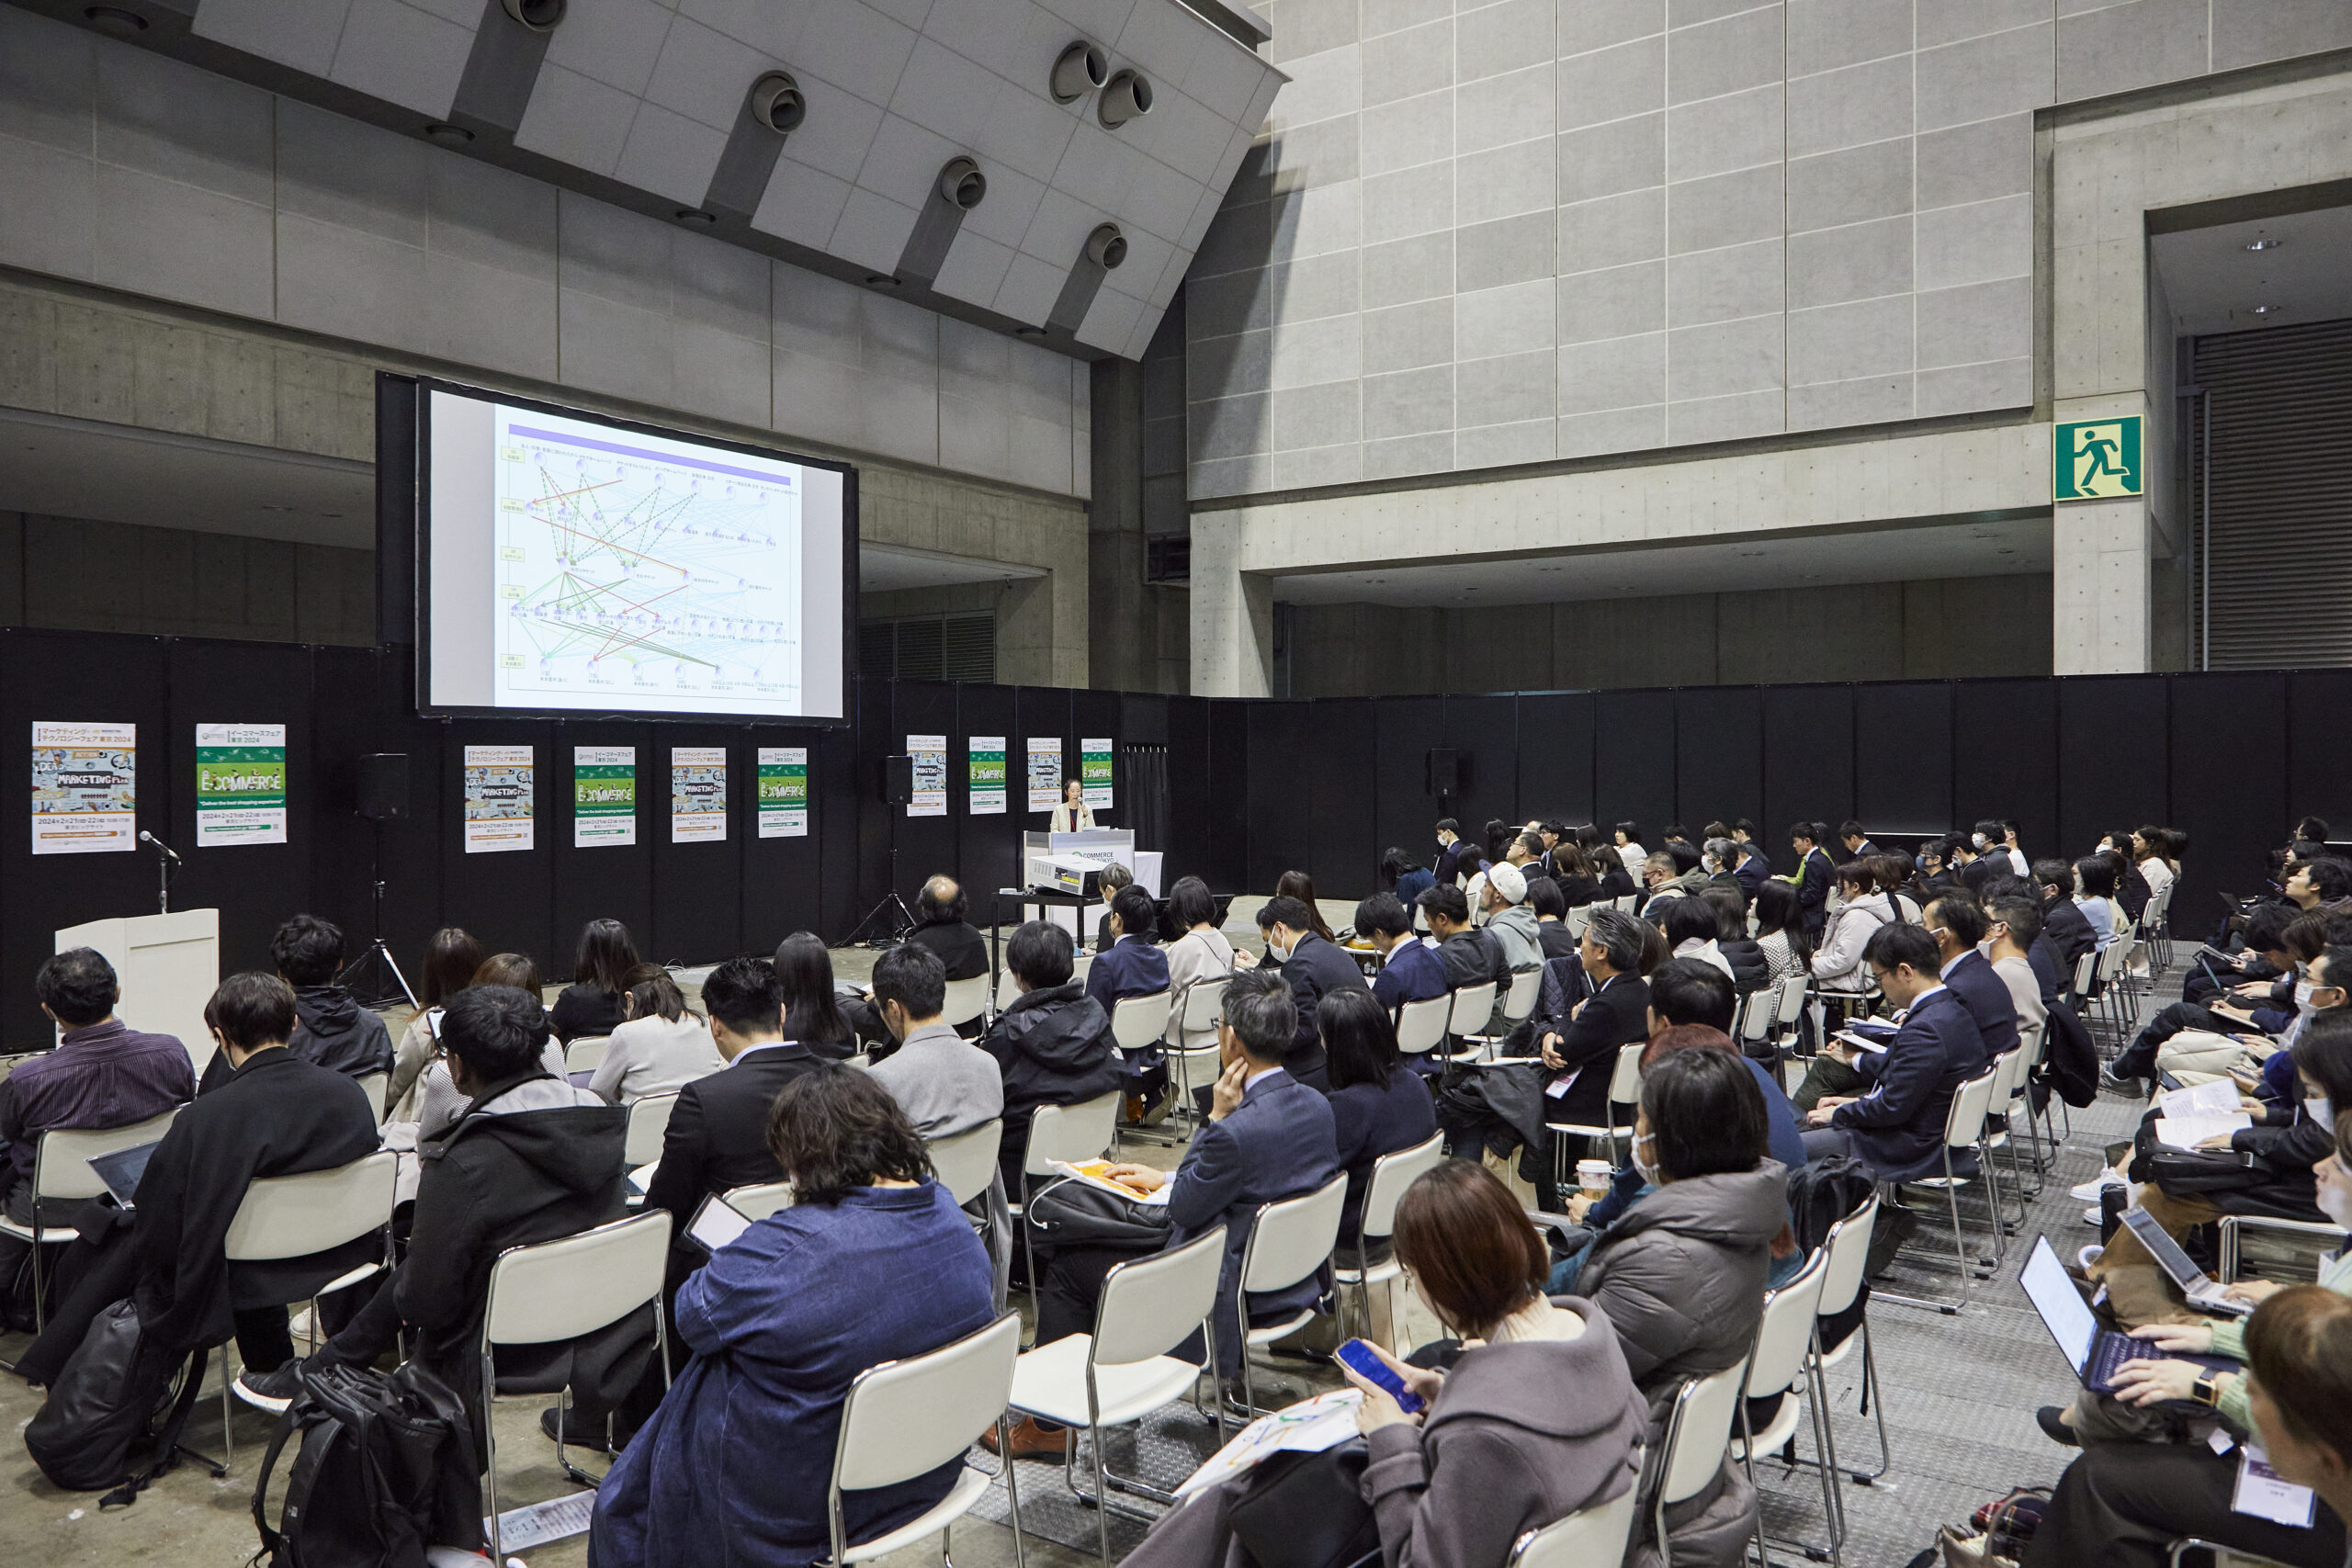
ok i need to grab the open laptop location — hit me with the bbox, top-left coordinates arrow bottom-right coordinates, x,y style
2119,1206 -> 2254,1317
2020,1235 -> 2234,1396
85,1139 -> 163,1210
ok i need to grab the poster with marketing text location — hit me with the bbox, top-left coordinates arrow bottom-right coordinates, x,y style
573,746 -> 636,848
32,721 -> 135,855
968,736 -> 1006,815
1026,737 -> 1063,812
908,735 -> 946,817
196,723 -> 286,847
672,748 -> 728,842
463,744 -> 535,853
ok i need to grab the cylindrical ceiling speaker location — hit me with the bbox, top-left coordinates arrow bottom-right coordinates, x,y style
749,71 -> 805,134
1051,41 -> 1109,103
937,156 -> 987,209
1098,69 -> 1152,127
500,0 -> 565,32
1086,222 -> 1126,269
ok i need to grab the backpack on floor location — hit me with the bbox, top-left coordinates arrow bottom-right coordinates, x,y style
251,1361 -> 483,1568
23,1296 -> 209,1504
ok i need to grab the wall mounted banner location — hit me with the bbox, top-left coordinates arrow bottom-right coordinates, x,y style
1026,737 -> 1063,811
1080,738 -> 1114,809
573,746 -> 636,848
671,748 -> 728,842
757,747 -> 808,838
463,744 -> 534,852
195,723 -> 287,847
969,736 -> 1007,815
2053,416 -> 2143,500
32,721 -> 136,856
908,734 -> 947,817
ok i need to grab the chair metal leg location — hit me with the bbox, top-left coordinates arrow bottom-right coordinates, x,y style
219,1344 -> 235,1470
481,1349 -> 503,1565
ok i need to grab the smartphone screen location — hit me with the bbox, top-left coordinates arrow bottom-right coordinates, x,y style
686,1193 -> 753,1255
1337,1338 -> 1425,1414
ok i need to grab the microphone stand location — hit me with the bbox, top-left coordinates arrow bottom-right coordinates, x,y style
141,831 -> 181,914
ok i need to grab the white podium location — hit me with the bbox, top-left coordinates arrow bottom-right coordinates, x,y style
55,908 -> 219,1074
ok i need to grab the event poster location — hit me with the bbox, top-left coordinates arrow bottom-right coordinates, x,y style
908,734 -> 947,817
195,723 -> 286,848
672,748 -> 728,842
757,748 -> 808,838
1080,738 -> 1114,809
968,736 -> 1007,815
573,746 -> 636,848
462,744 -> 534,853
1026,737 -> 1063,812
32,721 -> 136,856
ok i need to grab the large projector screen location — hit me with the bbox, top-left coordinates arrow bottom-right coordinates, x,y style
417,381 -> 852,722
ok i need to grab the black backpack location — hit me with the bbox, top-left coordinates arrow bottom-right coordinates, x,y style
23,1296 -> 213,1505
251,1362 -> 483,1568
1785,1156 -> 1877,1255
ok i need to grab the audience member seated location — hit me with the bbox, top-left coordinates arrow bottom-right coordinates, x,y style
1419,883 -> 1510,1009
0,947 -> 194,1331
2284,856 -> 2352,913
261,913 -> 393,1085
1637,848 -> 1702,914
904,874 -> 989,983
590,964 -> 723,1105
1479,862 -> 1543,973
1385,847 -> 1435,912
1703,886 -> 1769,991
1753,880 -> 1813,987
2023,1283 -> 2352,1568
1644,963 -> 1808,1173
2109,905 -> 2304,1088
2033,858 -> 2098,973
1791,823 -> 1837,935
552,918 -> 639,1043
1801,923 -> 1984,1176
2181,902 -> 2293,1009
2101,830 -> 2154,923
386,926 -> 483,1122
1907,840 -> 1959,904
1984,896 -> 2051,1053
1089,884 -> 1176,1120
1433,818 -> 1470,886
1811,862 -> 1894,1010
1358,892 -> 1448,1016
1613,822 -> 1647,874
1250,893 -> 1365,1090
1702,838 -> 1747,901
414,953 -> 567,1139
865,943 -> 1003,1139
1091,862 -> 1135,953
1548,842 -> 1603,908
1526,875 -> 1581,961
996,970 -> 1339,1454
238,984 -> 635,1434
980,919 -> 1117,1201
16,974 -> 376,1386
1161,875 -> 1236,1057
774,931 -> 864,1060
1320,988 -> 1436,1265
2075,855 -> 2122,952
1274,870 -> 1338,942
1922,892 -> 2022,1069
1576,1045 -> 1784,1566
592,1067 -> 996,1568
1121,1162 -> 1645,1568
1662,896 -> 1734,980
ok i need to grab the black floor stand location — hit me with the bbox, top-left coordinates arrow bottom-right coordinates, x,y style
343,818 -> 418,1010
843,818 -> 917,949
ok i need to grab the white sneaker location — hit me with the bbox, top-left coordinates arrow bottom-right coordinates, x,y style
2083,1204 -> 2106,1227
2069,1168 -> 2126,1202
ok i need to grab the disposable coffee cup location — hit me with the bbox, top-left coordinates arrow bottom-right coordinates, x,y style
1576,1158 -> 1612,1197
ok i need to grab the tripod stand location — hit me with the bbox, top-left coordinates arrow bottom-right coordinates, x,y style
842,808 -> 918,948
342,816 -> 418,1010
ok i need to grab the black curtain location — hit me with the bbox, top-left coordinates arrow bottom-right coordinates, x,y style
1123,743 -> 1170,852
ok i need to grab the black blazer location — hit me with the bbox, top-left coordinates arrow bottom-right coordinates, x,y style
1278,931 -> 1371,1084
2041,894 -> 2097,971
1940,949 -> 2022,1068
1541,973 -> 1650,1124
907,918 -> 989,981
643,1044 -> 823,1269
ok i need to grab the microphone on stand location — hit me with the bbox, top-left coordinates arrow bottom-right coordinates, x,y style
139,829 -> 183,863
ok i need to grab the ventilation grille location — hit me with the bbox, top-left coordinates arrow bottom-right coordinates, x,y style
856,613 -> 995,682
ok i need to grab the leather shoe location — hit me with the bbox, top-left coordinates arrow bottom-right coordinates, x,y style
980,1416 -> 1068,1460
2036,1405 -> 2079,1448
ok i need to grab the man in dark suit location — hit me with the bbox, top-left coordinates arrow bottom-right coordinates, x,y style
998,970 -> 1339,1451
1253,894 -> 1367,1090
1732,836 -> 1772,902
1802,923 -> 1984,1176
1357,892 -> 1448,1010
1791,823 -> 1836,937
1088,885 -> 1175,1111
1432,818 -> 1468,886
905,876 -> 989,981
1529,908 -> 1652,1128
1923,893 -> 2022,1069
1840,820 -> 1877,859
2034,857 -> 2098,974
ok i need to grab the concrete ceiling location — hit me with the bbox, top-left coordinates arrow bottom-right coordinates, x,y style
1269,513 -> 2055,609
0,405 -> 1047,592
2152,202 -> 2352,337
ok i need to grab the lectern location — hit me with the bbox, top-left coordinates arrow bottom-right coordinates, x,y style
54,908 -> 220,1075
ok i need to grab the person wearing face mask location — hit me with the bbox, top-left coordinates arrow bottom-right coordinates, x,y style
1922,892 -> 2022,1072
1800,923 -> 1984,1175
1252,893 -> 1366,1091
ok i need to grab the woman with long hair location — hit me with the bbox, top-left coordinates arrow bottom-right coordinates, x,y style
591,963 -> 721,1104
552,919 -> 640,1043
1752,880 -> 1813,982
385,926 -> 483,1121
1321,987 -> 1436,1265
1273,869 -> 1336,942
774,931 -> 859,1059
413,951 -> 566,1136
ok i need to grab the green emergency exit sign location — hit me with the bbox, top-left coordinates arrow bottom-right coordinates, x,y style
2053,417 -> 2143,501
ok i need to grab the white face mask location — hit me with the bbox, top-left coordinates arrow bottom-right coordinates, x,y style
2309,1096 -> 2335,1132
1972,833 -> 1988,849
1632,1131 -> 1661,1189
2297,981 -> 2322,1014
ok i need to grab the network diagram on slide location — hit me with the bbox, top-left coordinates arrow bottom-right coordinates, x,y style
491,413 -> 804,708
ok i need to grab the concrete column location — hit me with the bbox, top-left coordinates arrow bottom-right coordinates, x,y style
1190,512 -> 1272,696
2051,394 -> 2153,674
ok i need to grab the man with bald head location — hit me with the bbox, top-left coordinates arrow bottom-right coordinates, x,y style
907,874 -> 989,982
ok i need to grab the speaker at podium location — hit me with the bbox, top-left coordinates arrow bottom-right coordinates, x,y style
53,908 -> 220,1075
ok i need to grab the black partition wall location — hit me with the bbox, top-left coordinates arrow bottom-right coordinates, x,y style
0,623 -> 2323,1047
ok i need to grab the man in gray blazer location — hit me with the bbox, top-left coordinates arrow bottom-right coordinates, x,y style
866,942 -> 1003,1138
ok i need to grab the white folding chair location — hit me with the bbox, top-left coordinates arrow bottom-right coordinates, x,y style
1017,1091 -> 1124,1307
725,1180 -> 795,1220
2218,1213 -> 2347,1285
1776,1191 -> 1889,1547
1649,1357 -> 1751,1564
1331,1135 -> 1442,1352
1738,978 -> 1780,1055
1980,1046 -> 2034,1224
1007,1227 -> 1227,1563
1501,968 -> 1542,1023
928,1120 -> 1003,1208
563,1034 -> 612,1074
1505,1482 -> 1642,1568
1393,994 -> 1450,1058
1732,1249 -> 1838,1567
1774,976 -> 1810,1044
1234,1172 -> 1349,1416
480,1211 -> 673,1559
1110,990 -> 1175,1055
1165,978 -> 1227,1129
218,1151 -> 400,1460
0,1108 -> 181,1336
941,974 -> 990,1030
1443,980 -> 1499,1062
1565,905 -> 1593,940
1548,1041 -> 1645,1179
624,1090 -> 679,1167
353,1071 -> 390,1127
1878,1066 -> 2003,1314
819,1313 -> 1024,1568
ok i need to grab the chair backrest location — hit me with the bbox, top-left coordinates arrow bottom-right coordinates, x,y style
1447,981 -> 1498,1034
564,1034 -> 611,1073
1744,1248 -> 1831,1401
2071,949 -> 2098,996
1508,1482 -> 1641,1568
1023,1091 -> 1123,1176
1091,1226 -> 1227,1366
1815,1190 -> 1882,1318
1359,1134 -> 1444,1242
1776,978 -> 1808,1025
832,1311 -> 1021,1493
1737,982 -> 1776,1043
1112,990 -> 1176,1051
940,974 -> 990,1028
1657,1357 -> 1751,1506
726,1180 -> 795,1220
992,967 -> 1022,1014
1944,1066 -> 2000,1150
1993,1046 -> 2028,1106
1394,995 -> 1451,1055
1240,1172 -> 1349,1294
1178,976 -> 1225,1033
31,1107 -> 183,1201
1502,969 -> 1543,1021
1605,1041 -> 1645,1107
1566,906 -> 1592,939
625,1090 -> 680,1165
482,1209 -> 671,1348
225,1150 -> 398,1262
354,1071 -> 390,1127
927,1120 -> 1003,1207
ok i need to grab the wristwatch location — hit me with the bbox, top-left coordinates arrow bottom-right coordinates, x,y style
2192,1373 -> 2223,1407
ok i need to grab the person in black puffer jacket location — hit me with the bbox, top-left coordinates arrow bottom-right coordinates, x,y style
1702,887 -> 1770,996
978,920 -> 1120,1200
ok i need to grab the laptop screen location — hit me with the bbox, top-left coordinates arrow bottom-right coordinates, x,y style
2120,1206 -> 2210,1291
2021,1236 -> 2097,1374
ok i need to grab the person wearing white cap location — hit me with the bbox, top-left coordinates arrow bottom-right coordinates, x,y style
1480,861 -> 1543,974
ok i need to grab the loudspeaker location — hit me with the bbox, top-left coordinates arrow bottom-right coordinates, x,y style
1426,748 -> 1458,797
882,754 -> 913,805
357,753 -> 409,821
